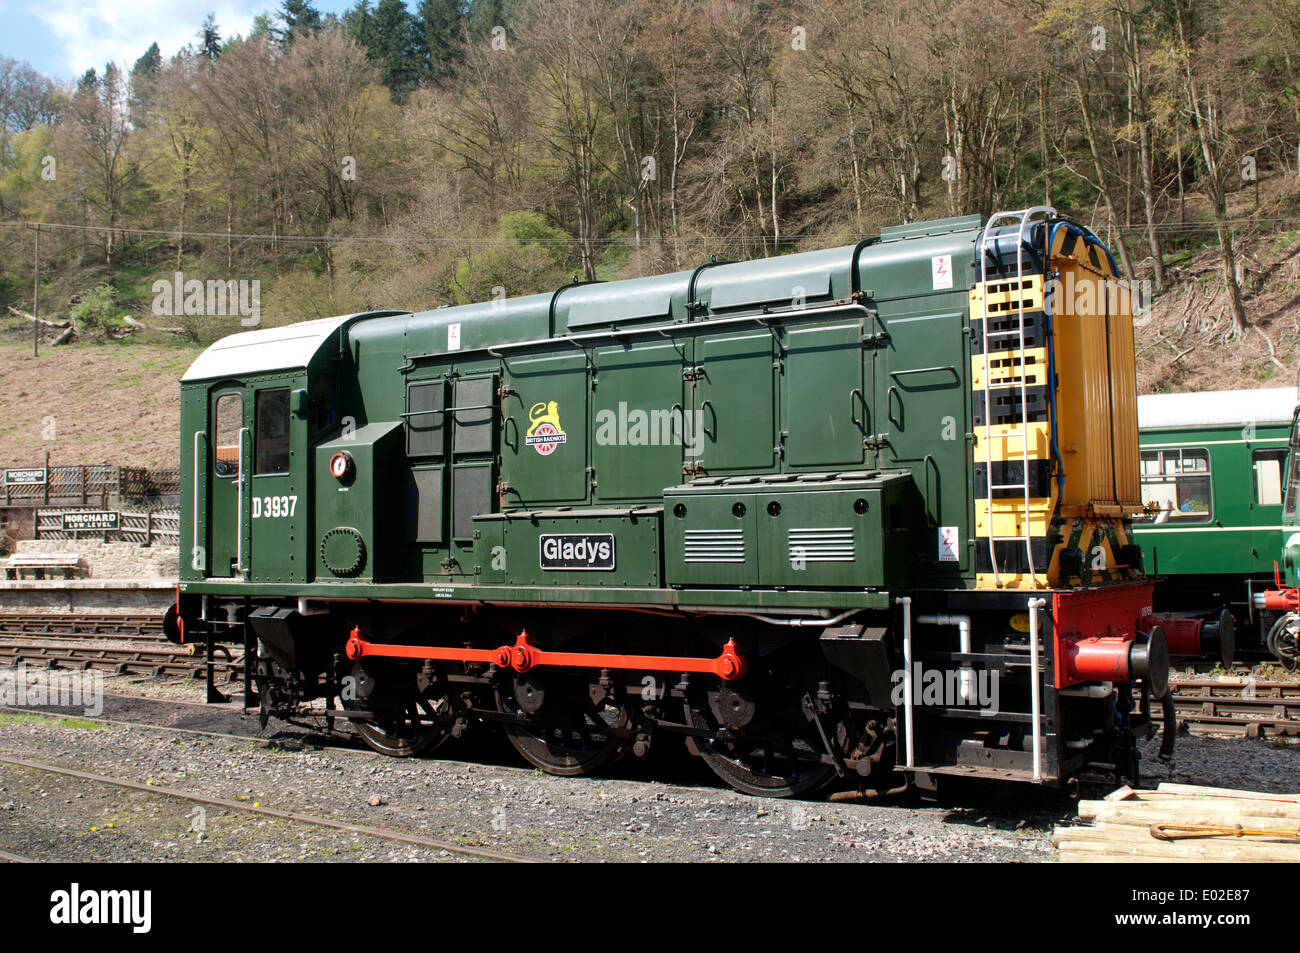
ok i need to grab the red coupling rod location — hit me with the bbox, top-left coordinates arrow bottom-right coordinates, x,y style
344,627 -> 747,681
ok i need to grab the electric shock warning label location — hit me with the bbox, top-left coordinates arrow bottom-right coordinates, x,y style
931,254 -> 953,290
938,526 -> 959,562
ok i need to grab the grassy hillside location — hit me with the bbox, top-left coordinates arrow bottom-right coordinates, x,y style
0,334 -> 200,467
1138,228 -> 1300,394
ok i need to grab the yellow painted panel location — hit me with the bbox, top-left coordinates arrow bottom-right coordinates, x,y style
975,499 -> 1053,538
976,572 -> 1049,590
973,420 -> 1051,462
970,275 -> 1045,316
970,347 -> 1048,391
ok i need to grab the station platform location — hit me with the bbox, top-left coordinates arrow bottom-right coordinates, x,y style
0,579 -> 175,611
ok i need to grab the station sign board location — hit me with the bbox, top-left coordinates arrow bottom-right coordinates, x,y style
3,468 -> 47,485
61,510 -> 120,531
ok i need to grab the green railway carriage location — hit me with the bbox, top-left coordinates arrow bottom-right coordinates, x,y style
169,208 -> 1171,797
1132,387 -> 1295,662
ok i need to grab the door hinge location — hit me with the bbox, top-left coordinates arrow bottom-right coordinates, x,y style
864,434 -> 889,451
861,331 -> 890,349
683,365 -> 703,382
682,461 -> 706,478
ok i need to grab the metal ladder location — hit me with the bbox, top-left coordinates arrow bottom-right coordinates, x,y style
976,206 -> 1054,588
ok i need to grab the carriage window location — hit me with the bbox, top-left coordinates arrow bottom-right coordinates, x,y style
213,393 -> 242,478
1254,449 -> 1287,506
1138,448 -> 1211,523
256,389 -> 291,474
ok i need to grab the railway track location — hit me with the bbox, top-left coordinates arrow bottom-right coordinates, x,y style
0,611 -> 163,636
0,610 -> 241,680
1159,677 -> 1300,738
0,753 -> 540,863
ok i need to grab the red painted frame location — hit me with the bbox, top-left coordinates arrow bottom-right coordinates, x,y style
344,628 -> 747,681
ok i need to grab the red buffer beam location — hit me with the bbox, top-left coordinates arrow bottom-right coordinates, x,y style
344,628 -> 748,681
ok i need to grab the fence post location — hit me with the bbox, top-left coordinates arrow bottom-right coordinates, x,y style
33,510 -> 39,540
146,510 -> 153,548
80,466 -> 87,505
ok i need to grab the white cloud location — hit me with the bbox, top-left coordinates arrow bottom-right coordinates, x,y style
35,0 -> 268,77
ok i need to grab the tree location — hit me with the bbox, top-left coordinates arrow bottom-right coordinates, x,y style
416,0 -> 464,82
366,0 -> 421,98
282,29 -> 388,222
199,14 -> 222,60
129,43 -> 163,124
278,0 -> 324,48
343,0 -> 376,48
0,57 -> 62,132
61,63 -> 144,265
149,51 -> 211,267
467,0 -> 515,40
1169,0 -> 1249,336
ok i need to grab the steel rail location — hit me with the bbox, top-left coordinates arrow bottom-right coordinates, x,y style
0,753 -> 541,864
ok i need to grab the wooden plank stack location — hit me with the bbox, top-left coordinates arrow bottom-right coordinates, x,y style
1054,783 -> 1300,862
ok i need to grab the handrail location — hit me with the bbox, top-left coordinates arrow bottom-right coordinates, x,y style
192,431 -> 205,574
235,427 -> 249,574
403,301 -> 873,366
1027,596 -> 1046,780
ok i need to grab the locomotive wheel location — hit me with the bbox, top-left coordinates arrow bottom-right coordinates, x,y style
495,673 -> 627,776
684,693 -> 838,799
343,663 -> 453,758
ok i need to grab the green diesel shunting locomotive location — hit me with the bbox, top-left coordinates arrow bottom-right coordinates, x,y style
168,208 -> 1171,797
1257,389 -> 1300,670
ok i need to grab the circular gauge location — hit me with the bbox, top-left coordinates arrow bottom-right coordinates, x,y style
329,451 -> 353,480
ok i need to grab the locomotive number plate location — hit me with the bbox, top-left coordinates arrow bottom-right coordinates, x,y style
539,533 -> 616,571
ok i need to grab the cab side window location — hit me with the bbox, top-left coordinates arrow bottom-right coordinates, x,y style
256,388 -> 291,475
214,393 -> 242,478
311,374 -> 336,437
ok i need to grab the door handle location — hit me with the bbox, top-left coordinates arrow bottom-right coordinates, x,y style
701,399 -> 716,440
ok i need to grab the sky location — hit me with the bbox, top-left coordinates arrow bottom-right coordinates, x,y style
0,0 -> 360,82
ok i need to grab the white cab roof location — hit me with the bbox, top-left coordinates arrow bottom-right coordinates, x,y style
1138,386 -> 1297,430
181,314 -> 360,383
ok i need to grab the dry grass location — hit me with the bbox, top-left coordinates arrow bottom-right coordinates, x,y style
1135,231 -> 1300,394
0,340 -> 200,468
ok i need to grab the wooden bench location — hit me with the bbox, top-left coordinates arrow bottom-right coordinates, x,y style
0,553 -> 86,580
